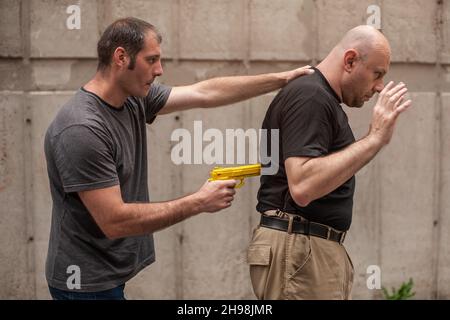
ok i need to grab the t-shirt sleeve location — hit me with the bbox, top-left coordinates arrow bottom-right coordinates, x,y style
281,97 -> 334,161
143,83 -> 172,124
53,125 -> 119,193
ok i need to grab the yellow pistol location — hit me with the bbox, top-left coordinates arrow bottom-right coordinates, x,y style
208,163 -> 261,188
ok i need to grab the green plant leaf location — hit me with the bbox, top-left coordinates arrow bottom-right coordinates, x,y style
381,278 -> 415,300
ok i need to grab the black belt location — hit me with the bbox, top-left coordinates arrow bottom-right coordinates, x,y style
260,214 -> 347,244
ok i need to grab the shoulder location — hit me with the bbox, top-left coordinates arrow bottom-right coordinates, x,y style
46,123 -> 114,164
149,82 -> 172,95
144,82 -> 172,104
47,90 -> 108,138
277,75 -> 337,117
126,83 -> 172,110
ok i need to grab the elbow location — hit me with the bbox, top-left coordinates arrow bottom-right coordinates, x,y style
198,95 -> 211,108
294,195 -> 311,208
290,185 -> 313,207
102,226 -> 120,240
100,222 -> 122,240
98,206 -> 127,240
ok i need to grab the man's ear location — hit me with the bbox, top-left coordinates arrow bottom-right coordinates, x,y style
112,47 -> 128,68
343,49 -> 358,73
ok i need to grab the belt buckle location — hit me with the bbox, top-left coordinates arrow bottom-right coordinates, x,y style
339,231 -> 347,245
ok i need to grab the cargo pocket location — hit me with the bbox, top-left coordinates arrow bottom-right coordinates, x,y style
247,244 -> 271,300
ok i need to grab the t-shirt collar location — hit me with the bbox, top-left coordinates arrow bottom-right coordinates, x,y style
311,67 -> 342,103
80,87 -> 125,111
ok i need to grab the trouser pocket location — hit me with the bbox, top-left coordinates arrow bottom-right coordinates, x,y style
343,247 -> 354,299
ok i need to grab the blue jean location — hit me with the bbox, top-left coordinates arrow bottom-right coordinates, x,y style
48,284 -> 126,300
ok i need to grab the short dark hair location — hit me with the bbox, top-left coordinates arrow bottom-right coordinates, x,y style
97,17 -> 162,71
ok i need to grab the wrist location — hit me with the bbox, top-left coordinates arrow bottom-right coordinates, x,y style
280,71 -> 292,85
365,132 -> 385,149
185,192 -> 204,216
271,71 -> 290,86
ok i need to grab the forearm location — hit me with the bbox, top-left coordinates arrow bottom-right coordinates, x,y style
80,180 -> 235,240
109,194 -> 201,239
195,73 -> 289,108
159,66 -> 312,114
292,135 -> 382,205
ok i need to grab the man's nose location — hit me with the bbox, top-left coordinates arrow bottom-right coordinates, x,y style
374,81 -> 384,93
153,60 -> 163,77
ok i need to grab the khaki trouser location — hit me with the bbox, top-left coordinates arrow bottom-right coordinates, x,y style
247,212 -> 354,300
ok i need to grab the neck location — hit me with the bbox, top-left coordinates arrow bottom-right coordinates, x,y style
316,53 -> 343,102
83,69 -> 128,108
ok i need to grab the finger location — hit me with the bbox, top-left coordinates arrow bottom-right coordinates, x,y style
386,82 -> 406,97
300,65 -> 314,75
381,81 -> 394,95
224,189 -> 235,198
394,95 -> 405,109
388,88 -> 408,108
224,196 -> 234,202
393,99 -> 412,117
226,188 -> 236,196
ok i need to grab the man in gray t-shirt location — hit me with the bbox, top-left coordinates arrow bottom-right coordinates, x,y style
44,17 -> 313,299
45,85 -> 171,293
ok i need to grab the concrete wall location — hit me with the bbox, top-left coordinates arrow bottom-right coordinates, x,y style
0,0 -> 449,299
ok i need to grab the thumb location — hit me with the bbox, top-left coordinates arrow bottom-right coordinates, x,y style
221,179 -> 238,188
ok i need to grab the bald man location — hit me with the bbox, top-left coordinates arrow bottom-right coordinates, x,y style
247,25 -> 412,300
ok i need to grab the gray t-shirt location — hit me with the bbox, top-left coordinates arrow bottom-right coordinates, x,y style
44,84 -> 171,292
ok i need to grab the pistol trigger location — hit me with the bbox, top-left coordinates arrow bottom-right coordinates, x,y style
235,178 -> 244,188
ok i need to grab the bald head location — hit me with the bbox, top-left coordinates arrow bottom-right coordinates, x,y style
317,25 -> 391,109
336,25 -> 391,61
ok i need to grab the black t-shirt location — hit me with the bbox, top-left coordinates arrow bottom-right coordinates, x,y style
256,68 -> 355,231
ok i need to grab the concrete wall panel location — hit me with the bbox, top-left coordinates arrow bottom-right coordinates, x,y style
317,0 -> 382,60
179,0 -> 246,60
437,93 -> 450,298
249,0 -> 313,61
31,60 -> 96,91
442,0 -> 450,64
0,0 -> 22,57
0,93 -> 33,298
383,0 -> 437,63
30,0 -> 98,58
103,0 -> 175,58
0,60 -> 24,91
